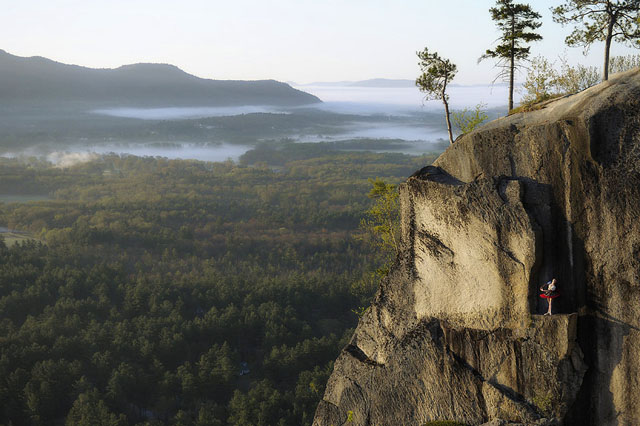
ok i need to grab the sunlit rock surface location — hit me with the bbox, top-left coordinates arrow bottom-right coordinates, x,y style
314,69 -> 640,426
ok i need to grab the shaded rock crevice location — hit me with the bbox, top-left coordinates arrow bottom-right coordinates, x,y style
344,344 -> 384,368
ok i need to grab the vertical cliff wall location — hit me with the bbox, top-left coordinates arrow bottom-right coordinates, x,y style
314,69 -> 640,426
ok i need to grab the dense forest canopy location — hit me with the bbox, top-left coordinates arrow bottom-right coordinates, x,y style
0,147 -> 436,425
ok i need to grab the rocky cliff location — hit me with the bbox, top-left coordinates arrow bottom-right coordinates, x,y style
314,69 -> 640,426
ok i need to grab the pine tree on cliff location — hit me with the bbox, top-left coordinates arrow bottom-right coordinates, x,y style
481,0 -> 543,112
552,0 -> 640,82
416,48 -> 457,145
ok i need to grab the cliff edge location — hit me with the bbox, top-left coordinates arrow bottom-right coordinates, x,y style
314,69 -> 640,426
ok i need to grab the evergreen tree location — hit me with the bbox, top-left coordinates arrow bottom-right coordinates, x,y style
66,389 -> 127,426
481,0 -> 543,111
553,0 -> 640,81
416,48 -> 457,144
359,178 -> 400,265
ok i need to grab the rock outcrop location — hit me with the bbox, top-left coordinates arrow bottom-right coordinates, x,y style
314,69 -> 640,426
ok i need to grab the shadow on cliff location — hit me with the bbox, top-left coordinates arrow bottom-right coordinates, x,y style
515,177 -> 579,317
516,177 -> 636,425
541,217 -> 639,425
565,300 -> 638,425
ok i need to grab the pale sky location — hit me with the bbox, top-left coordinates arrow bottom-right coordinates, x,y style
2,0 -> 639,84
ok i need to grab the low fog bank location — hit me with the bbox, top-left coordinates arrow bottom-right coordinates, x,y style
293,83 -> 518,111
74,143 -> 252,163
293,123 -> 447,144
93,105 -> 290,120
2,143 -> 253,166
46,151 -> 100,168
91,85 -> 512,121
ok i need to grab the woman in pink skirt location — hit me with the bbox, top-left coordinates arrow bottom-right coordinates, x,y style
539,278 -> 559,316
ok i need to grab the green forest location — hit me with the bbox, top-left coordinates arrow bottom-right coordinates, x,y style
0,146 -> 436,425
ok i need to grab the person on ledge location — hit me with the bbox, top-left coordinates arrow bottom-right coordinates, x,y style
539,278 -> 559,316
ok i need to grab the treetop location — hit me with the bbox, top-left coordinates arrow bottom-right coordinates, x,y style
552,0 -> 640,50
415,48 -> 457,101
483,0 -> 543,62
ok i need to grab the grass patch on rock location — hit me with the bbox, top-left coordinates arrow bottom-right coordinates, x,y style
509,93 -> 565,115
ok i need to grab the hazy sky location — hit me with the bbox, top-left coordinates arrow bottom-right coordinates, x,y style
2,0 -> 638,84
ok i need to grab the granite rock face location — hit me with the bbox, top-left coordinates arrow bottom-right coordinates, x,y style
314,69 -> 640,426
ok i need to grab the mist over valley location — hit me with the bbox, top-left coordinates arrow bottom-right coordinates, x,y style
0,50 -> 514,165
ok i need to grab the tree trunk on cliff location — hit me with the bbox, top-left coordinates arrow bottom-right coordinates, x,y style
509,16 -> 515,111
443,92 -> 454,145
603,20 -> 614,81
553,0 -> 640,82
481,0 -> 542,114
416,47 -> 457,145
442,74 -> 454,145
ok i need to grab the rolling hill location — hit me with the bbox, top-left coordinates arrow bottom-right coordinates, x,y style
0,50 -> 320,107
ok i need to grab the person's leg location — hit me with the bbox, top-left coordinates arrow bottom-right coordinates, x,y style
548,298 -> 553,315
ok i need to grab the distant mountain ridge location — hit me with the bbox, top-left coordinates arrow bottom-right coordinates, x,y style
0,50 -> 320,107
